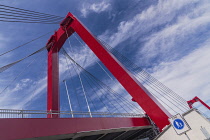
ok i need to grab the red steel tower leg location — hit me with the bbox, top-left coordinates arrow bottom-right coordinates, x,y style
47,29 -> 74,118
46,12 -> 171,130
47,47 -> 59,118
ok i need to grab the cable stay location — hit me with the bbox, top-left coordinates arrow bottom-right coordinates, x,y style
63,50 -> 115,117
0,19 -> 59,24
97,37 -> 190,114
61,31 -> 134,116
77,66 -> 92,117
61,32 -> 189,115
0,4 -> 63,18
63,80 -> 74,118
64,30 -> 92,117
62,31 -> 143,115
0,4 -> 64,24
99,38 -> 188,106
56,31 -> 190,115
72,33 -> 114,81
0,30 -> 55,74
0,58 -> 36,95
0,12 -> 63,21
0,50 -> 46,95
62,37 -> 141,116
0,15 -> 62,24
64,33 -> 189,115
81,70 -> 144,114
0,16 -> 60,24
0,9 -> 63,20
0,31 -> 52,57
0,16 -> 61,23
23,56 -> 47,109
61,48 -> 145,115
102,41 -> 188,110
0,46 -> 46,73
63,55 -> 83,115
62,56 -> 140,116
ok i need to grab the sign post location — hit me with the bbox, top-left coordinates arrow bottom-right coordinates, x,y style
169,114 -> 191,139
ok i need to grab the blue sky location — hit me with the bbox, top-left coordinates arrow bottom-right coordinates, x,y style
0,0 -> 210,117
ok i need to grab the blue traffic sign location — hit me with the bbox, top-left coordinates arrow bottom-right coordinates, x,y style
173,119 -> 185,130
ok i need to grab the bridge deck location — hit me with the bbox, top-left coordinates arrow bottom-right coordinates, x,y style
0,117 -> 151,140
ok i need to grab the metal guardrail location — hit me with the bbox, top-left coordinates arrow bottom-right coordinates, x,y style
0,109 -> 145,118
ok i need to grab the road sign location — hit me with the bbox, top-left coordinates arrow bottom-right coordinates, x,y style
169,114 -> 191,135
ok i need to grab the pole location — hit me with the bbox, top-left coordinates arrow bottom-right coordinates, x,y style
185,133 -> 190,140
63,80 -> 74,118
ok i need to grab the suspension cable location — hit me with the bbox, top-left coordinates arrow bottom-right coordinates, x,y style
98,38 -> 190,111
66,34 -> 144,114
63,80 -> 74,118
64,29 -> 92,117
73,33 -> 114,80
80,65 -> 129,114
111,48 -> 189,110
23,51 -> 47,107
62,30 -> 187,113
0,13 -> 62,22
0,52 -> 43,95
0,31 -> 52,57
63,54 -> 83,113
0,19 -> 59,24
0,4 -> 63,18
78,70 -> 103,113
0,9 -> 63,20
62,48 -> 143,114
82,70 -> 143,114
62,51 -> 126,114
0,46 -> 46,73
79,71 -> 114,115
63,52 -> 114,115
101,38 -> 188,104
109,50 -> 189,112
0,17 -> 60,24
77,67 -> 92,117
0,4 -> 63,24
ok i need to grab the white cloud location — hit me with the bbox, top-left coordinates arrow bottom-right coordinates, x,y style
11,78 -> 33,92
99,0 -> 204,47
1,0 -> 209,117
141,2 -> 210,61
151,39 -> 210,101
0,33 -> 12,66
81,1 -> 111,17
60,40 -> 100,81
0,35 -> 100,111
0,76 -> 47,109
144,39 -> 210,115
97,0 -> 210,115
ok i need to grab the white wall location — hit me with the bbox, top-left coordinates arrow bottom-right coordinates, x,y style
155,109 -> 210,140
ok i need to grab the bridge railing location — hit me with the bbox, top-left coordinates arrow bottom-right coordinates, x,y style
0,109 -> 145,118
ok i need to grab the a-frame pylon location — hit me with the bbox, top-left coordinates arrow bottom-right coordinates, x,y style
47,12 -> 171,130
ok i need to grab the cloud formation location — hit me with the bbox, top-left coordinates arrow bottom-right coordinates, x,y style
81,1 -> 111,17
0,76 -> 47,109
98,0 -> 210,114
1,0 -> 210,116
151,39 -> 210,101
141,0 -> 210,63
99,0 -> 208,52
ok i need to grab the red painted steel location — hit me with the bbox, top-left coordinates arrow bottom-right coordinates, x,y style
47,26 -> 74,118
187,96 -> 210,110
47,12 -> 171,129
66,13 -> 171,130
0,117 -> 150,139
